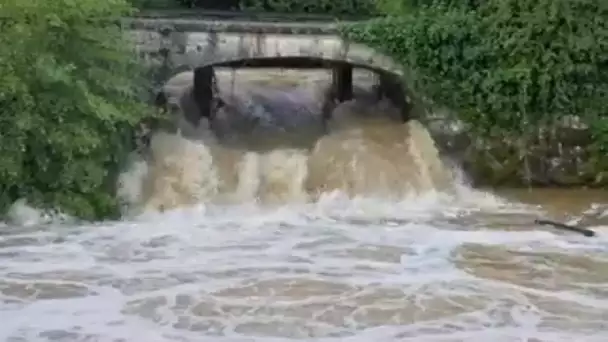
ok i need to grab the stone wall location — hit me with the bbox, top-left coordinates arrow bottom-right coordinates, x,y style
427,114 -> 608,188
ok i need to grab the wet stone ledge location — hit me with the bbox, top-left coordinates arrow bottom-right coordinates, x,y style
428,116 -> 608,188
129,24 -> 403,98
128,29 -> 400,72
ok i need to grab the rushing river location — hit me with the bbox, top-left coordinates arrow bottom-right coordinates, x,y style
1,70 -> 607,342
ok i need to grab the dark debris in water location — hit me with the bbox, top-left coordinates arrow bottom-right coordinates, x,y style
535,219 -> 596,237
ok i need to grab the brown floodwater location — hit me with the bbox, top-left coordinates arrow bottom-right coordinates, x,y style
1,70 -> 606,342
498,188 -> 608,216
2,186 -> 606,342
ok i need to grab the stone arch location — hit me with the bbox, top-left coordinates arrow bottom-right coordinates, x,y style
173,56 -> 412,125
172,33 -> 404,76
151,32 -> 415,128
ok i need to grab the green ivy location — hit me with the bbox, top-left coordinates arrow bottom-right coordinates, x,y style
132,0 -> 378,16
0,0 -> 155,220
238,0 -> 377,16
341,0 -> 608,149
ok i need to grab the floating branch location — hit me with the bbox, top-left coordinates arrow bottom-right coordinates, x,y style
534,219 -> 596,237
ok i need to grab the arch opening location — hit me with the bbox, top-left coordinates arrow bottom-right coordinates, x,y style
154,56 -> 414,135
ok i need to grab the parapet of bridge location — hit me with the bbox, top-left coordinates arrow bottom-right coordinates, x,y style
128,17 -> 413,123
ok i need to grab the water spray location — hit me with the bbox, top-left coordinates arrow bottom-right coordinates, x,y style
534,219 -> 596,237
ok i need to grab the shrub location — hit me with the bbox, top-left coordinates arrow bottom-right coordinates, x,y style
237,0 -> 378,16
134,0 -> 379,16
0,0 -> 154,220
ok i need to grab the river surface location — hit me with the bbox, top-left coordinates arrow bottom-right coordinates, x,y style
1,70 -> 607,342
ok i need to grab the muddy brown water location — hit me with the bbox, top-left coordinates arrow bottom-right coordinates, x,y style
1,70 -> 606,342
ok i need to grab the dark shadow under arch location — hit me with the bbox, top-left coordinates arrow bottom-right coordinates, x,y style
156,56 -> 414,127
202,56 -> 413,121
205,56 -> 396,75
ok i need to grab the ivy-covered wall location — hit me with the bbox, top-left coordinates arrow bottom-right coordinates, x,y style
339,0 -> 608,187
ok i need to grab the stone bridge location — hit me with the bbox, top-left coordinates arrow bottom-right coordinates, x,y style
127,16 -> 412,124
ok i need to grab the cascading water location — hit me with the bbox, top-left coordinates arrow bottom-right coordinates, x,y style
1,69 -> 607,342
117,69 -> 456,214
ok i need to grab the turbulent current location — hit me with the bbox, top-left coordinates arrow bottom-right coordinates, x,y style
1,70 -> 607,342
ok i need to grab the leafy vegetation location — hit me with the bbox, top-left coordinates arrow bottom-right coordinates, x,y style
236,0 -> 377,16
0,0 -> 154,219
130,0 -> 378,16
341,0 -> 608,151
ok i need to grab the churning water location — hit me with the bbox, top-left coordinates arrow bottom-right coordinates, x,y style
1,70 -> 607,342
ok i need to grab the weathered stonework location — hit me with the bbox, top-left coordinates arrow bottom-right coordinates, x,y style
127,18 -> 402,78
427,114 -> 608,188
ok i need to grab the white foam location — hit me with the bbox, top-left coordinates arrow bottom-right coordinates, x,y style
5,198 -> 72,227
1,188 -> 607,341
